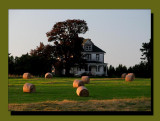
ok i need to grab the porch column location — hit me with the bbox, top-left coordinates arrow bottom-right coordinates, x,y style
105,64 -> 108,76
103,65 -> 105,74
88,64 -> 90,72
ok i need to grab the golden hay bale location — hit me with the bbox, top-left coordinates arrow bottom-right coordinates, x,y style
23,83 -> 36,93
23,73 -> 31,79
121,73 -> 127,78
45,72 -> 53,78
76,86 -> 89,97
125,74 -> 134,82
81,76 -> 90,84
128,73 -> 135,79
73,79 -> 84,88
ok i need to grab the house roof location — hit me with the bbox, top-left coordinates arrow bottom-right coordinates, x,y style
92,45 -> 106,53
82,39 -> 106,53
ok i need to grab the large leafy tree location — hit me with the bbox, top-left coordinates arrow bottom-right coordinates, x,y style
46,19 -> 88,76
30,42 -> 56,75
30,42 -> 55,60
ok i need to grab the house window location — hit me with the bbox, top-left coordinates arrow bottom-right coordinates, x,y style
86,54 -> 91,61
85,45 -> 92,51
96,54 -> 99,61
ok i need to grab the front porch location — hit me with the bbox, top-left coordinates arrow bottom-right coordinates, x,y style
70,63 -> 108,76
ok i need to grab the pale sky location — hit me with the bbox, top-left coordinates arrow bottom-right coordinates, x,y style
9,9 -> 151,68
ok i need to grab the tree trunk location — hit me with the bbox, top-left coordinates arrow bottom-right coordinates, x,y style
55,68 -> 62,76
65,66 -> 71,76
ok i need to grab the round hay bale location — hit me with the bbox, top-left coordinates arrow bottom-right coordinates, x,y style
128,73 -> 135,79
76,86 -> 89,97
23,73 -> 31,79
45,72 -> 53,78
121,73 -> 127,78
81,76 -> 90,84
125,74 -> 134,82
73,79 -> 84,88
23,83 -> 36,93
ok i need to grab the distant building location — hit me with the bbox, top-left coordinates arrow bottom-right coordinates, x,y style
70,39 -> 108,76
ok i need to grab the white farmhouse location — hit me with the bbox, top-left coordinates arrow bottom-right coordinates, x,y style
70,39 -> 108,76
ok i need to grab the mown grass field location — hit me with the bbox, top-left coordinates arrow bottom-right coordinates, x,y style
8,77 -> 151,111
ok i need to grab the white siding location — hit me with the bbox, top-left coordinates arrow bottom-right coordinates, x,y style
85,53 -> 104,62
69,39 -> 108,76
91,54 -> 96,61
99,54 -> 104,62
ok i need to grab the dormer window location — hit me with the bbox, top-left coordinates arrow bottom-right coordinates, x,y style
85,45 -> 92,51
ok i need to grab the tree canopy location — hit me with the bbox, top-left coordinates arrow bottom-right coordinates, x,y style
46,19 -> 88,42
46,19 -> 88,76
30,42 -> 55,60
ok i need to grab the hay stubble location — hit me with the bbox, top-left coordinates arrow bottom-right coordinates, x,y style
8,98 -> 151,111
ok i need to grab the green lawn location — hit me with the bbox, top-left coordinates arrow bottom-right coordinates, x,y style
8,77 -> 151,104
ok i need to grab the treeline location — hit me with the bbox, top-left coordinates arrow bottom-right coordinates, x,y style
9,52 -> 152,78
8,43 -> 56,76
9,38 -> 152,78
8,53 -> 55,76
107,62 -> 151,78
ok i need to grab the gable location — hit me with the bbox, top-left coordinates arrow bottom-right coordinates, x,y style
82,39 -> 106,53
